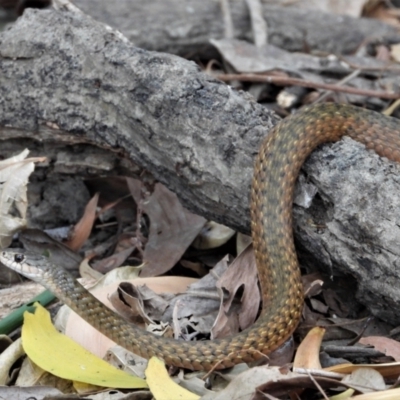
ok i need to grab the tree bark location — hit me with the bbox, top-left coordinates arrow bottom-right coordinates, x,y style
1,9 -> 400,324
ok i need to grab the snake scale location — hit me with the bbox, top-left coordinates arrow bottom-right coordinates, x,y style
2,103 -> 400,371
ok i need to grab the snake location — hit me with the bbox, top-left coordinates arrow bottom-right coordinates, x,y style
1,103 -> 400,371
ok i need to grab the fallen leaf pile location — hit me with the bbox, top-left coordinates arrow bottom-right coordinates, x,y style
2,0 -> 400,399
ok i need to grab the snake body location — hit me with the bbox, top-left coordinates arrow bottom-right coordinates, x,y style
2,103 -> 400,371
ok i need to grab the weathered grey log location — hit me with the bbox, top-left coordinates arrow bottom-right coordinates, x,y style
0,9 -> 280,233
296,139 -> 400,324
73,0 -> 400,56
1,9 -> 400,324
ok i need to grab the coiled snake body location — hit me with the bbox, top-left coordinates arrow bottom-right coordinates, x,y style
1,103 -> 400,371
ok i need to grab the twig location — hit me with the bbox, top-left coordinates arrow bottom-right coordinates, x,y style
338,55 -> 400,73
307,370 -> 329,400
293,368 -> 346,379
315,69 -> 361,103
384,98 -> 400,116
217,73 -> 400,99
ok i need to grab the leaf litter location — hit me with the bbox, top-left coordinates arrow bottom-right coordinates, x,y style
3,1 -> 400,398
3,138 -> 400,400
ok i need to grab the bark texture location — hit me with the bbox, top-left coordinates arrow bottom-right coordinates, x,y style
1,9 -> 400,324
296,139 -> 400,324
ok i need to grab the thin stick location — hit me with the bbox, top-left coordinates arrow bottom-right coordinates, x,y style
217,73 -> 400,99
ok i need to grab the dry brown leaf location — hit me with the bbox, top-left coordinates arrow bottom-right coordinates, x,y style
66,192 -> 99,251
359,336 -> 400,362
127,179 -> 206,277
212,245 -> 259,339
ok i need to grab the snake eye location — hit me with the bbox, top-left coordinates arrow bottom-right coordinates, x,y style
14,254 -> 24,263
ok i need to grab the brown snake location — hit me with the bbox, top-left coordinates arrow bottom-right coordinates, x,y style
2,103 -> 400,371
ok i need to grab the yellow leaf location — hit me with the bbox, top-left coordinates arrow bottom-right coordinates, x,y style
22,303 -> 147,389
145,357 -> 199,400
329,388 -> 355,399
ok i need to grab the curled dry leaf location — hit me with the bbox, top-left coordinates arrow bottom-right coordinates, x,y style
78,258 -> 103,283
294,326 -> 326,369
108,282 -> 153,326
302,273 -> 324,298
0,338 -> 24,385
212,245 -> 259,339
161,258 -> 229,337
191,221 -> 235,250
108,281 -> 171,326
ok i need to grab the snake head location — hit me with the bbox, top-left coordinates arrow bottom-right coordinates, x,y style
0,249 -> 49,282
